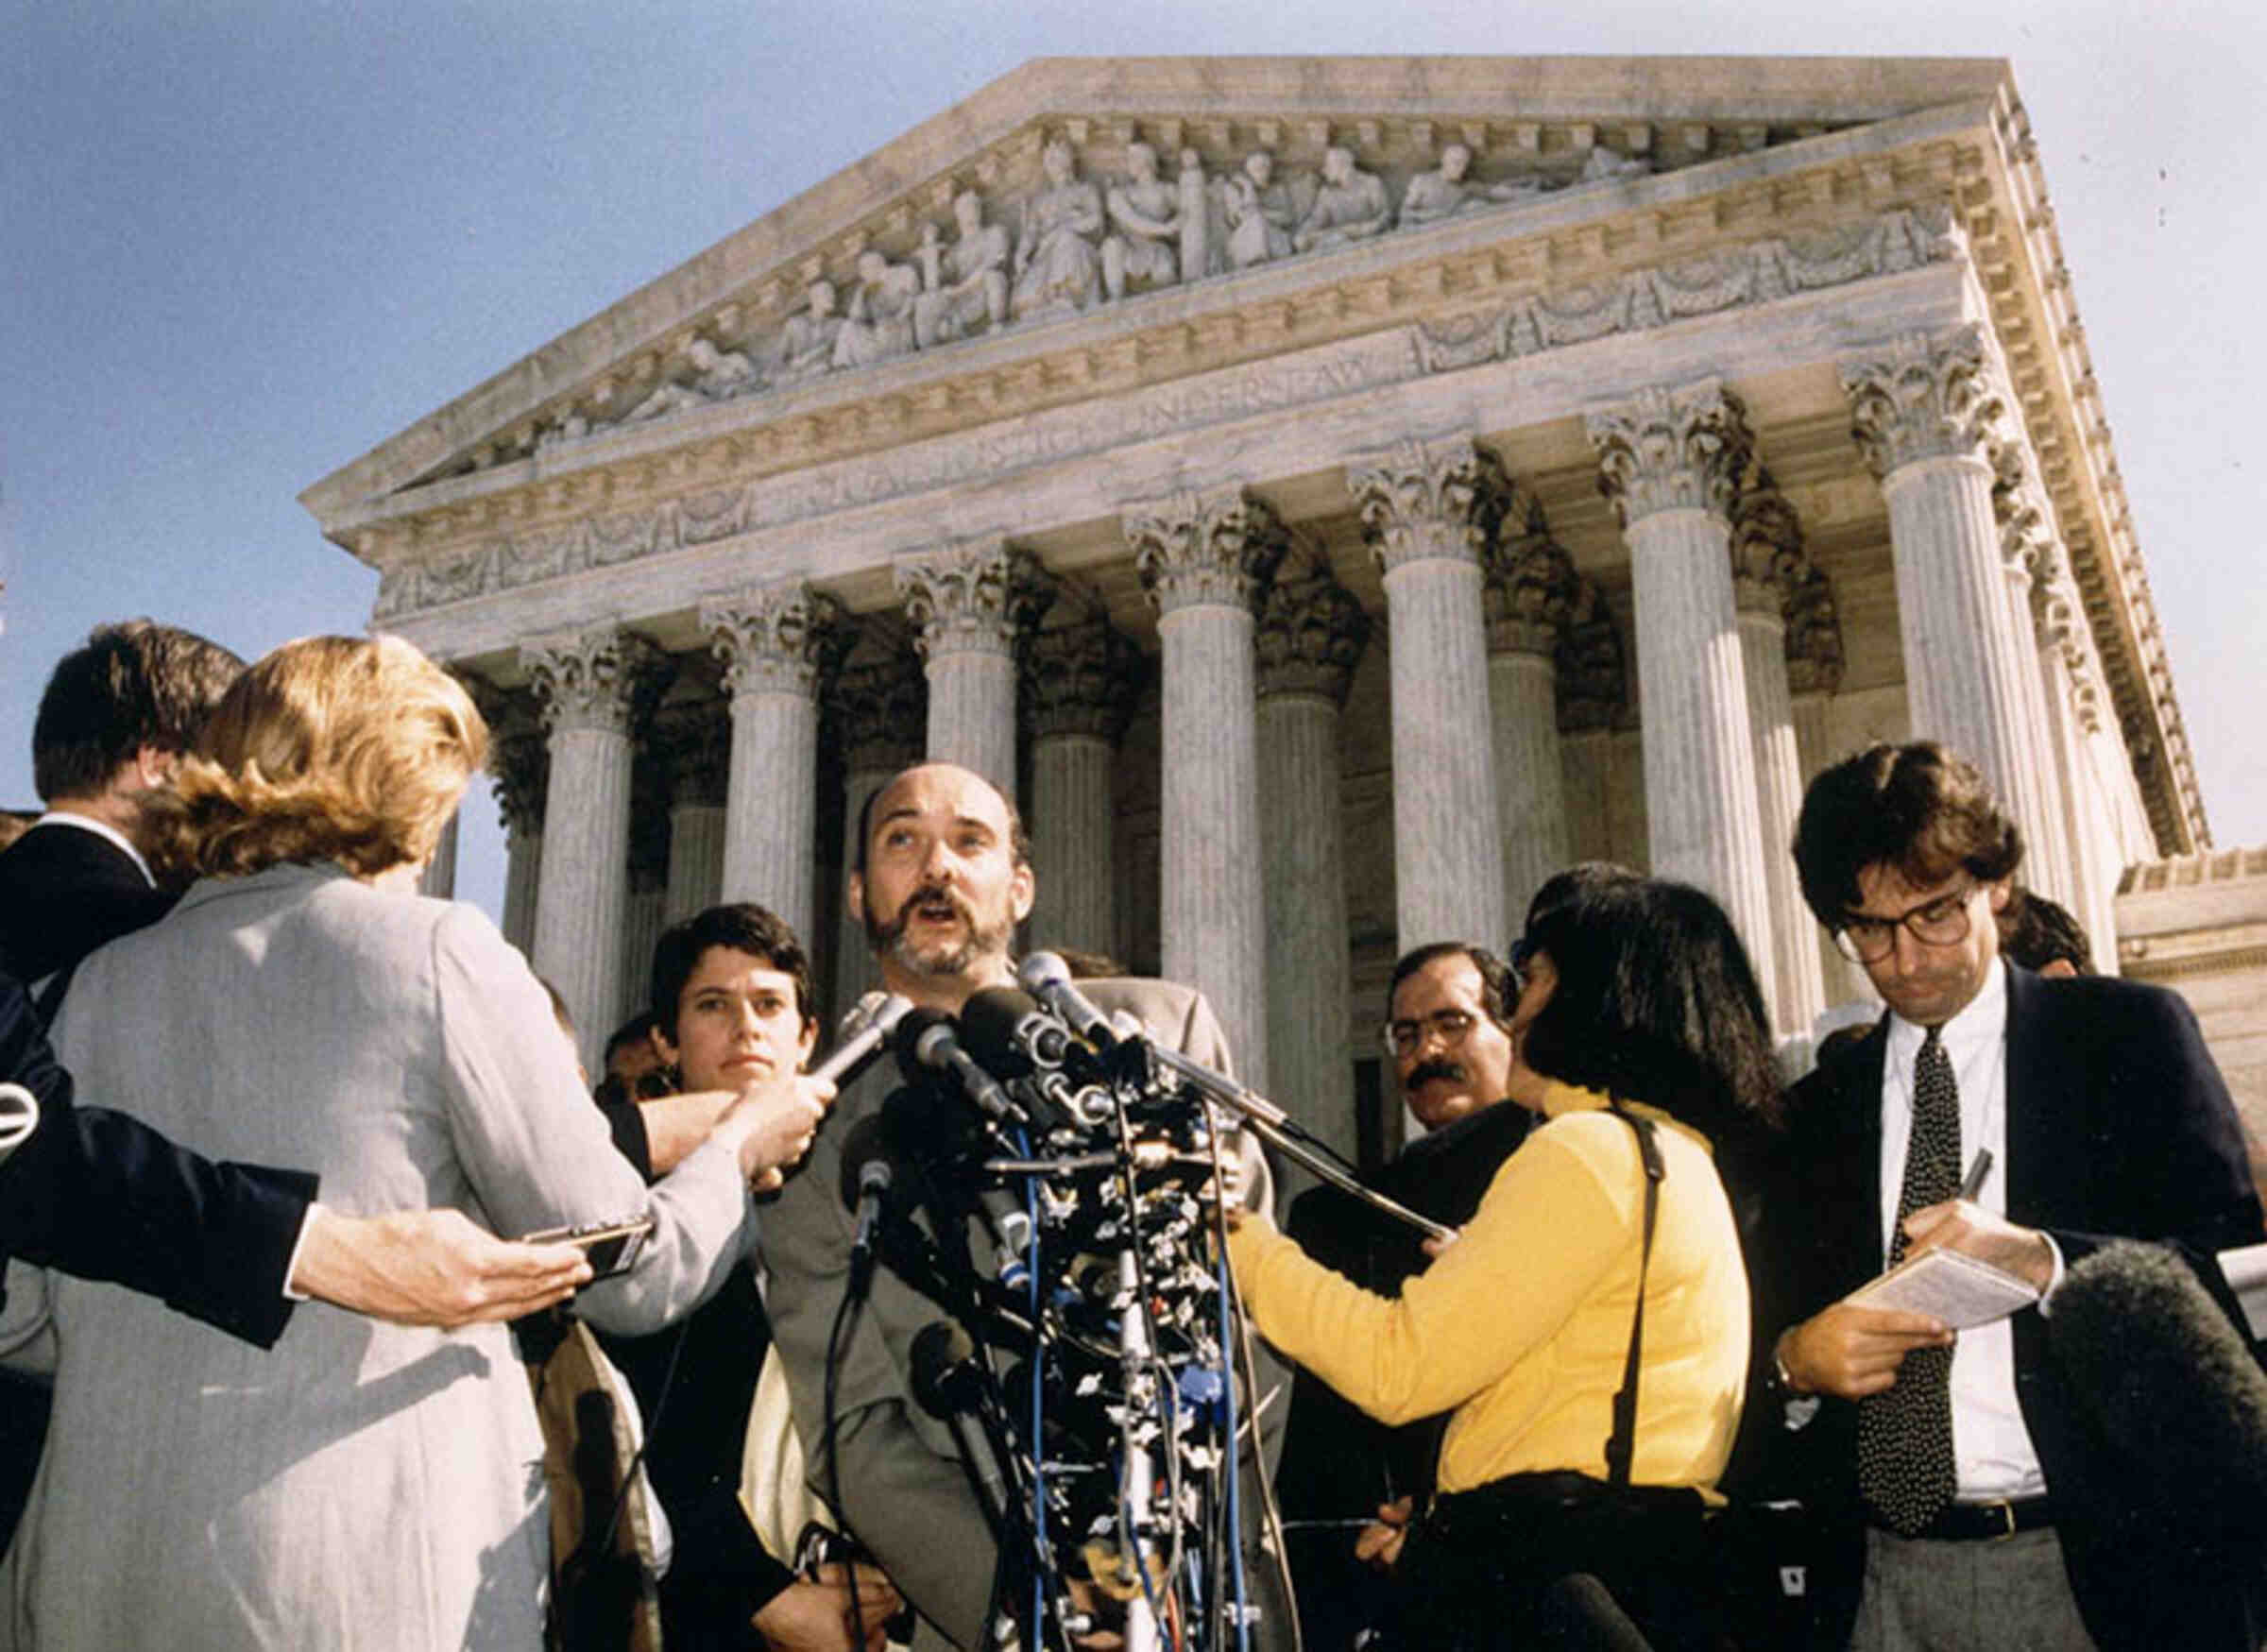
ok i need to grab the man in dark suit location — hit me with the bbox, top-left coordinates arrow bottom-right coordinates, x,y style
1752,742 -> 2264,1650
0,620 -> 243,1010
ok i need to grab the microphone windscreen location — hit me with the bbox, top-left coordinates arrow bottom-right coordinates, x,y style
2052,1240 -> 2267,1515
891,1006 -> 954,1090
836,1113 -> 891,1212
958,987 -> 1046,1078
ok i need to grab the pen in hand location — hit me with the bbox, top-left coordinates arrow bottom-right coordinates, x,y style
1956,1147 -> 1993,1202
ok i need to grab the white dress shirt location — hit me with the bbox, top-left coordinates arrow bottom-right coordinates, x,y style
1878,958 -> 2047,1502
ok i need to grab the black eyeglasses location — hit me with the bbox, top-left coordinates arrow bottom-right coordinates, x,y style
1834,882 -> 1977,963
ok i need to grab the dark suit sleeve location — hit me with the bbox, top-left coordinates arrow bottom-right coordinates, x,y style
1,976 -> 316,1349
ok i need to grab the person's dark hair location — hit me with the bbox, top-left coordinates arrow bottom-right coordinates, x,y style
648,903 -> 815,1039
604,1013 -> 657,1064
1999,889 -> 2093,976
32,621 -> 245,801
853,764 -> 1031,879
1387,942 -> 1516,1027
1793,742 -> 2022,928
1523,860 -> 1641,931
1518,878 -> 1781,1146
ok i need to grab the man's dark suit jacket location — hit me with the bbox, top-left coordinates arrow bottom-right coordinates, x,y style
1746,965 -> 2265,1651
1275,1101 -> 1532,1651
0,822 -> 177,1015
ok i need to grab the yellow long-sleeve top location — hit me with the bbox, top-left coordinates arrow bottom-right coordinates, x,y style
1229,1081 -> 1748,1495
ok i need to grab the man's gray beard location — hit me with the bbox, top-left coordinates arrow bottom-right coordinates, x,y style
865,898 -> 1013,979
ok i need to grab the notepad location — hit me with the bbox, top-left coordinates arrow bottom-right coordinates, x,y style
1845,1246 -> 2041,1329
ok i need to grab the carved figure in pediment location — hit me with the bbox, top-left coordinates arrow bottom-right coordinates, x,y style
914,190 -> 1012,349
1177,148 -> 1229,280
1577,146 -> 1650,184
1100,141 -> 1181,301
1294,145 -> 1392,254
535,410 -> 588,451
1397,142 -> 1544,230
834,250 -> 920,369
1011,133 -> 1105,319
625,337 -> 760,421
773,279 -> 843,386
1222,148 -> 1297,269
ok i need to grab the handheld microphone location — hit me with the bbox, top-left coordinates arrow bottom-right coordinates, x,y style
810,992 -> 914,1089
1016,952 -> 1121,1049
837,1115 -> 896,1292
894,1008 -> 1023,1125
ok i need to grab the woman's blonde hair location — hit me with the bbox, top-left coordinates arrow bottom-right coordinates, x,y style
151,634 -> 488,881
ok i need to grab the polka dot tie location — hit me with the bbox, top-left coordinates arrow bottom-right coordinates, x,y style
1856,1025 -> 1960,1536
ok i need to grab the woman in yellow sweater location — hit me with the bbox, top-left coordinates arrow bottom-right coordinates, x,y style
1229,877 -> 1780,1649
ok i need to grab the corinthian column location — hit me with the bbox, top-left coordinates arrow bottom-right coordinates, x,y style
1994,479 -> 2078,907
619,768 -> 670,1029
1128,486 -> 1287,1091
830,637 -> 927,1011
702,581 -> 847,945
1346,435 -> 1508,953
1483,499 -> 1577,933
1586,383 -> 1777,983
2029,561 -> 2116,971
1731,479 -> 1828,1039
491,727 -> 549,955
521,625 -> 667,1073
895,537 -> 1049,798
1255,552 -> 1368,1161
1021,608 -> 1140,958
652,700 -> 730,924
1842,326 -> 2048,831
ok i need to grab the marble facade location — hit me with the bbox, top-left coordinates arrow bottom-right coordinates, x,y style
305,57 -> 2202,1130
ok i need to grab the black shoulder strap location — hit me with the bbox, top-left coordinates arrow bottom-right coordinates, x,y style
1605,1104 -> 1665,1490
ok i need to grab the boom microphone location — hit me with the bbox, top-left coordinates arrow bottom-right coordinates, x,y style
1016,952 -> 1120,1049
810,992 -> 914,1088
2050,1239 -> 2267,1515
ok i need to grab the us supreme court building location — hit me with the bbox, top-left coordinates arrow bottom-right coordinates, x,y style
302,56 -> 2254,1163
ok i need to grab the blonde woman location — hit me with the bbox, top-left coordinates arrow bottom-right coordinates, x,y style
2,635 -> 826,1650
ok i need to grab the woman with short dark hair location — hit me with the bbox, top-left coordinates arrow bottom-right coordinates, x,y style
1229,877 -> 1779,1650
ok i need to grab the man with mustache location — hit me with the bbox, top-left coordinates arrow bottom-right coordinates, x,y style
1273,863 -> 1638,1650
759,760 -> 1282,1649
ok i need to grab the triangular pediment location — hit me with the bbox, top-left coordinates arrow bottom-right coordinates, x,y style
300,54 -> 2013,528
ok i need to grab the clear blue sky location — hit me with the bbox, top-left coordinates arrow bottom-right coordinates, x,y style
6,1 -> 2260,921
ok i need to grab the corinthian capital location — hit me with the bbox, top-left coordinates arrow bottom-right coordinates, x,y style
649,700 -> 731,808
1022,610 -> 1144,741
1346,435 -> 1508,575
830,628 -> 928,773
1255,551 -> 1370,705
894,537 -> 1052,661
1125,486 -> 1288,617
1586,381 -> 1752,528
1840,324 -> 2010,478
520,624 -> 669,737
701,580 -> 850,699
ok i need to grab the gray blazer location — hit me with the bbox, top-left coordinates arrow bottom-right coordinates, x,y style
2,862 -> 752,1650
765,975 -> 1285,1651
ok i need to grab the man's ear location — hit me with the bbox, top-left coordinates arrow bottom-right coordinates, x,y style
1987,878 -> 2014,914
129,743 -> 177,792
649,1023 -> 679,1069
1010,862 -> 1035,924
847,871 -> 866,926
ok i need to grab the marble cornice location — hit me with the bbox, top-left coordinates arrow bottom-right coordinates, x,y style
1948,84 -> 2205,854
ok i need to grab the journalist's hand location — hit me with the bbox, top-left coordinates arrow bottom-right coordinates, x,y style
1776,1302 -> 1952,1400
712,1073 -> 834,1190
